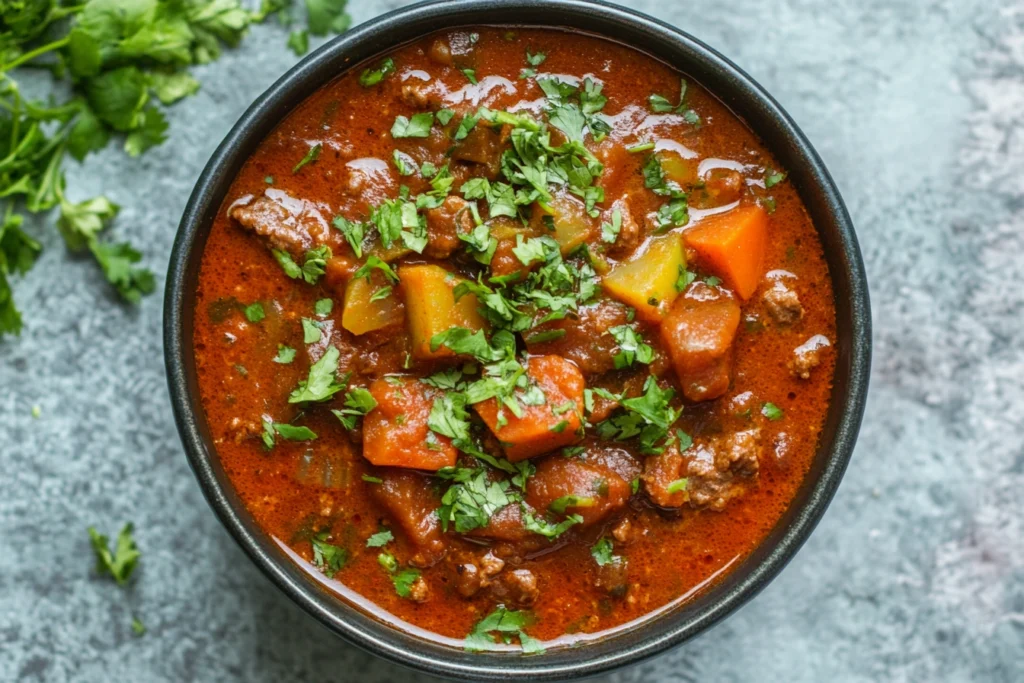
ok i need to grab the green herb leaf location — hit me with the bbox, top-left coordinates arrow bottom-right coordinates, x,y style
243,302 -> 265,323
311,531 -> 348,578
292,143 -> 322,173
289,345 -> 344,403
366,529 -> 394,548
591,536 -> 617,566
273,345 -> 297,364
88,523 -> 140,586
761,402 -> 784,421
359,57 -> 396,87
391,112 -> 435,138
465,605 -> 542,653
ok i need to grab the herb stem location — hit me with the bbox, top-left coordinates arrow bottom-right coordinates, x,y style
0,36 -> 71,73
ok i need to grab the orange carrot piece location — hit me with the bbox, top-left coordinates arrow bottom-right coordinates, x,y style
362,377 -> 457,470
473,355 -> 585,462
683,205 -> 769,300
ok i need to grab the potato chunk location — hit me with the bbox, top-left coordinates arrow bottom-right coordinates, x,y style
341,275 -> 404,335
362,377 -> 457,470
397,264 -> 488,359
473,355 -> 585,462
535,193 -> 593,254
660,282 -> 741,402
602,232 -> 685,322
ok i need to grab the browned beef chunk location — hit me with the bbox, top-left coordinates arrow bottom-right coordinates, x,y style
368,469 -> 447,567
689,168 -> 745,209
789,334 -> 830,379
452,550 -> 505,598
595,557 -> 629,598
489,568 -> 539,607
228,190 -> 331,256
763,280 -> 804,324
644,429 -> 761,511
401,82 -> 441,109
686,429 -> 761,511
424,196 -> 473,259
452,125 -> 504,176
526,455 -> 629,527
525,299 -> 632,375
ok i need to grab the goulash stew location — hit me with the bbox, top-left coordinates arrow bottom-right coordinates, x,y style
193,28 -> 836,652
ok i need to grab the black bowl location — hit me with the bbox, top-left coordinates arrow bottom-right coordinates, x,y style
164,0 -> 871,679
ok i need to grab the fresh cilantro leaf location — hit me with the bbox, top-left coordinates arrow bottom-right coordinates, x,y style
289,345 -> 344,403
292,143 -> 322,173
359,57 -> 396,87
428,391 -> 472,441
331,386 -> 377,430
608,325 -> 653,369
306,0 -> 352,35
88,524 -> 140,586
666,478 -> 689,494
243,302 -> 265,322
392,149 -> 418,176
461,68 -> 478,84
437,469 -> 515,533
353,254 -> 399,283
648,78 -> 700,124
287,30 -> 309,56
765,168 -> 787,188
369,286 -> 392,302
391,112 -> 434,138
392,568 -> 421,598
453,113 -> 479,141
762,402 -> 784,421
274,344 -> 297,364
601,208 -> 621,244
311,531 -> 348,578
591,536 -> 617,566
549,494 -> 595,514
464,605 -> 542,653
362,474 -> 383,484
435,109 -> 454,126
522,509 -> 582,539
366,529 -> 394,548
331,215 -> 366,258
302,317 -> 322,343
315,298 -> 333,316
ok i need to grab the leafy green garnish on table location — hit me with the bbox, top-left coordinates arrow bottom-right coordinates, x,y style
88,523 -> 140,586
0,0 -> 352,339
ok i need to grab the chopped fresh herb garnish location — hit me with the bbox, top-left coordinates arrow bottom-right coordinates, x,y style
666,478 -> 689,494
762,402 -> 784,421
311,531 -> 348,578
591,536 -> 617,566
392,568 -> 421,598
369,286 -> 393,302
550,494 -> 595,514
520,49 -> 547,78
609,325 -> 654,369
465,605 -> 544,653
675,429 -> 693,452
332,387 -> 378,430
302,318 -> 323,344
362,474 -> 383,484
366,529 -> 394,548
243,302 -> 265,323
522,509 -> 582,539
315,298 -> 334,317
437,469 -> 516,533
764,168 -> 787,188
274,246 -> 332,285
648,78 -> 701,124
289,346 -> 345,403
524,329 -> 567,345
392,150 -> 418,176
436,109 -> 455,126
627,142 -> 656,153
261,419 -> 318,448
675,267 -> 697,292
391,112 -> 435,138
601,208 -> 622,243
332,216 -> 367,259
359,57 -> 397,87
287,30 -> 309,56
704,276 -> 722,287
292,143 -> 322,174
88,524 -> 140,586
461,68 -> 479,84
549,420 -> 569,433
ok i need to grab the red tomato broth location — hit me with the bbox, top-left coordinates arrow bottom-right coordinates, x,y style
192,27 -> 836,646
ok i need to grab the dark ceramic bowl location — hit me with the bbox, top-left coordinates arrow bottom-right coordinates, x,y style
164,0 -> 871,679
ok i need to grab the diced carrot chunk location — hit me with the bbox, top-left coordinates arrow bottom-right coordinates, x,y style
526,456 -> 629,527
683,205 -> 768,300
473,355 -> 585,462
362,377 -> 457,470
660,282 -> 741,402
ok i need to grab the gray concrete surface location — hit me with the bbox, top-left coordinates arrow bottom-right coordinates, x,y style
1,0 -> 1022,681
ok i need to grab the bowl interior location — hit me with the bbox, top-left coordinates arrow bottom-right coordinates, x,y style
164,1 -> 871,679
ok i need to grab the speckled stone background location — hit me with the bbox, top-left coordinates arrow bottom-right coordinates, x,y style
1,0 -> 1022,681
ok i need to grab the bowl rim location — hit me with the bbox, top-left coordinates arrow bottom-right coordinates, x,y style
164,0 -> 872,679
